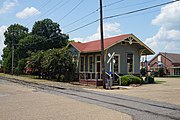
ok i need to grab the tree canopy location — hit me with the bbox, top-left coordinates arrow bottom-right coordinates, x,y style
4,24 -> 28,47
2,18 -> 74,80
32,18 -> 69,49
26,48 -> 75,81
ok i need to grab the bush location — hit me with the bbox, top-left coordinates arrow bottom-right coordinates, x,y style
151,71 -> 158,77
145,76 -> 154,83
140,68 -> 146,76
118,75 -> 142,86
120,76 -> 129,86
158,68 -> 164,77
14,59 -> 26,75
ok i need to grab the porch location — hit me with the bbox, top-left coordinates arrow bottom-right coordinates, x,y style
79,72 -> 120,86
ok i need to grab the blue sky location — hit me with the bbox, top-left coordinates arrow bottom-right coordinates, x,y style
0,0 -> 180,60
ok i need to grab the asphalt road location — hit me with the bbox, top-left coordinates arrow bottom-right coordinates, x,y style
1,77 -> 180,120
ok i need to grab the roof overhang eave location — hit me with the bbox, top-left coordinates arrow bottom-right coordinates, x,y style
68,43 -> 81,52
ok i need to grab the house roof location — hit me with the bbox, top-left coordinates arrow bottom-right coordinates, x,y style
69,34 -> 154,55
149,52 -> 180,64
160,52 -> 180,63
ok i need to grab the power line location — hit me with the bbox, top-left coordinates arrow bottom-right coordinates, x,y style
63,8 -> 99,28
104,0 -> 180,20
23,0 -> 52,25
106,2 -> 180,21
36,0 -> 71,20
67,19 -> 99,33
57,0 -> 85,23
62,0 -> 125,29
17,1 -> 180,48
25,0 -> 67,27
103,0 -> 125,8
66,0 -> 180,33
105,0 -> 159,11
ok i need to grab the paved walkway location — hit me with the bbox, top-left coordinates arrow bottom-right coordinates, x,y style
88,77 -> 180,105
0,79 -> 132,120
1,74 -> 180,105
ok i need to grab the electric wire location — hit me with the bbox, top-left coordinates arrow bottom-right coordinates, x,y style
67,19 -> 99,33
57,0 -> 85,23
66,0 -> 180,33
25,0 -> 67,27
104,0 -> 180,20
105,0 -> 160,11
63,8 -> 99,28
23,0 -> 52,25
18,0 -> 180,47
62,0 -> 125,28
37,0 -> 71,20
103,0 -> 125,8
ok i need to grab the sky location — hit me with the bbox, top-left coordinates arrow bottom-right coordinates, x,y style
0,0 -> 180,60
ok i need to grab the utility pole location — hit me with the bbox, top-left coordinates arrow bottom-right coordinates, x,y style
11,28 -> 14,75
100,0 -> 106,89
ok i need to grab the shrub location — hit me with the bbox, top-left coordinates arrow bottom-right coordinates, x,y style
140,68 -> 146,76
118,75 -> 142,86
158,68 -> 164,77
140,77 -> 144,84
120,76 -> 129,86
151,71 -> 158,77
145,76 -> 154,83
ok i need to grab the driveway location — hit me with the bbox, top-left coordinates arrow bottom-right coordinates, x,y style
89,77 -> 180,105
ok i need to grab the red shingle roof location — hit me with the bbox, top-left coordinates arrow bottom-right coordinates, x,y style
70,34 -> 131,53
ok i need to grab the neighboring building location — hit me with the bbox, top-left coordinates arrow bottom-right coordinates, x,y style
149,52 -> 180,76
68,34 -> 154,85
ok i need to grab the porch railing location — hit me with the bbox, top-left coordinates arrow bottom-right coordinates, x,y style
79,72 -> 102,80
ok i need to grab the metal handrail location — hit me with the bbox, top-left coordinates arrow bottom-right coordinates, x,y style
114,72 -> 121,86
105,72 -> 112,78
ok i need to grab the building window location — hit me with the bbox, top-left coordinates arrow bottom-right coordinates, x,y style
80,56 -> 85,72
96,55 -> 101,62
174,68 -> 180,75
127,53 -> 133,73
88,56 -> 94,72
113,55 -> 120,73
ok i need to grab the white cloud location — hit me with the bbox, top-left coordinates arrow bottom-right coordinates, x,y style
73,22 -> 121,42
152,1 -> 180,30
16,7 -> 40,19
145,1 -> 180,54
0,0 -> 18,14
0,26 -> 7,60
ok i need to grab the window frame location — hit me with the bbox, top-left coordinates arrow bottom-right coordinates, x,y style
80,55 -> 85,72
95,54 -> 101,73
88,55 -> 94,72
113,54 -> 120,73
127,53 -> 134,73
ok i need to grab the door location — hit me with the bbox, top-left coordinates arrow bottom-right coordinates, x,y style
96,62 -> 101,79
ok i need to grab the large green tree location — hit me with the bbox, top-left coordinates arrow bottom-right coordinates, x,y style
2,19 -> 73,79
2,24 -> 28,73
32,18 -> 69,49
26,48 -> 75,81
4,24 -> 28,47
